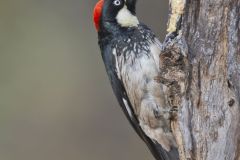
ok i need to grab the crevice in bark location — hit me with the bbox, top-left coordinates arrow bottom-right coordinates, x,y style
197,62 -> 202,109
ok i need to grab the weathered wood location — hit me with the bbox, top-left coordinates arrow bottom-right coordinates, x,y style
160,0 -> 240,159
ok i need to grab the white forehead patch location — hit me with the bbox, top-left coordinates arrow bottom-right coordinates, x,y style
116,5 -> 139,27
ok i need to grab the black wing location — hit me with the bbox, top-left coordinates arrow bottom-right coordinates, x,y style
101,45 -> 179,160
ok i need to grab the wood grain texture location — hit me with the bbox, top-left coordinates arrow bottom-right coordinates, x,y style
160,0 -> 240,159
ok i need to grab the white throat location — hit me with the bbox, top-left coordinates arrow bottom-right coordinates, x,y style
116,5 -> 139,27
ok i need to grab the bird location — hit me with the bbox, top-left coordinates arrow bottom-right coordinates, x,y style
93,0 -> 179,159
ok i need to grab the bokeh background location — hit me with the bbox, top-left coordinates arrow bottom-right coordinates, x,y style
0,0 -> 168,159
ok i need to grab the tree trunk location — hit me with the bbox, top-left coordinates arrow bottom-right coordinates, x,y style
160,0 -> 240,159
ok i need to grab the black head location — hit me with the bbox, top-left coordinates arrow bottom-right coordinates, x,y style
99,0 -> 139,33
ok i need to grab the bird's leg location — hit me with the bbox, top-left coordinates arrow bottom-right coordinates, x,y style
139,99 -> 177,151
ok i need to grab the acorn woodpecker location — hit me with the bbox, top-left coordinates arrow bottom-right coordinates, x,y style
93,0 -> 179,159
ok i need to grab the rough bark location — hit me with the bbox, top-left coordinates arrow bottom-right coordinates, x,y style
159,0 -> 240,159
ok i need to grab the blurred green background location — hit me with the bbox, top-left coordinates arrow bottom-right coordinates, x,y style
0,0 -> 168,159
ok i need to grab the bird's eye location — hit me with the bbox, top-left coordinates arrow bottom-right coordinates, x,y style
113,0 -> 121,6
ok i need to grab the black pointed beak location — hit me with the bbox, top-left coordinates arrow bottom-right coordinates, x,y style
126,0 -> 137,14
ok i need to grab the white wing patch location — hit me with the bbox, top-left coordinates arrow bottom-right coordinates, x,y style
123,98 -> 133,118
112,48 -> 121,79
116,5 -> 139,27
